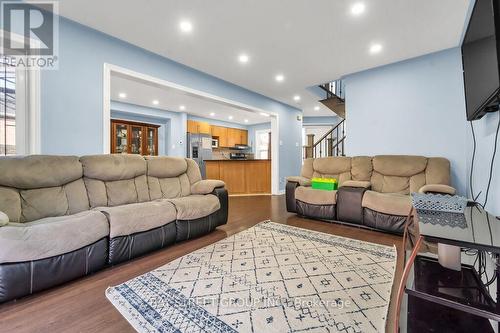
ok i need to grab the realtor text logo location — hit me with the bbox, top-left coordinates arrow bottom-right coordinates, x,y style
1,1 -> 59,69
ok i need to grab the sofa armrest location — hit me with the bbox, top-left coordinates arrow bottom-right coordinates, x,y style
341,180 -> 371,189
211,187 -> 228,227
0,211 -> 8,227
191,179 -> 225,195
286,176 -> 311,186
419,184 -> 456,195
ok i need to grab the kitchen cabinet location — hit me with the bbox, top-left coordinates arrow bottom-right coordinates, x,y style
187,120 -> 211,134
205,160 -> 271,194
111,119 -> 159,155
187,120 -> 248,147
211,125 -> 228,147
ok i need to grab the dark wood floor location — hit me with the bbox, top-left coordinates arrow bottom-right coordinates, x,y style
0,195 -> 403,333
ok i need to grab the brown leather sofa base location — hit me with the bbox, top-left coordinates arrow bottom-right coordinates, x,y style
296,200 -> 336,220
363,208 -> 407,233
0,238 -> 108,303
336,187 -> 366,224
109,222 -> 177,265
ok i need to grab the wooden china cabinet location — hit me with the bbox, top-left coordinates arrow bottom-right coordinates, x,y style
111,119 -> 160,155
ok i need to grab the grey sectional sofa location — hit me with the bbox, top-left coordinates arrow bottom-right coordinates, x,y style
0,154 -> 228,303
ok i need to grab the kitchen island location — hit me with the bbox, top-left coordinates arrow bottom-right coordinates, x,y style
205,159 -> 271,195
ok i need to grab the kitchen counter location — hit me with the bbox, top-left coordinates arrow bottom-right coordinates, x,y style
205,159 -> 271,195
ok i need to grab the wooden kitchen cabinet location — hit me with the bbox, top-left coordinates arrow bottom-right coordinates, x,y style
187,120 -> 248,147
187,120 -> 211,134
211,126 -> 228,147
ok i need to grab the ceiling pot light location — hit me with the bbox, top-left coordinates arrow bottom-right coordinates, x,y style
118,92 -> 127,99
293,95 -> 301,102
238,54 -> 249,64
351,2 -> 366,16
179,20 -> 193,33
275,74 -> 285,82
209,112 -> 215,116
314,106 -> 320,111
179,105 -> 186,111
369,43 -> 383,54
152,100 -> 159,105
244,119 -> 249,123
228,116 -> 234,120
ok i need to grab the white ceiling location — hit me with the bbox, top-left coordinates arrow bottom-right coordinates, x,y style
59,0 -> 471,116
111,74 -> 272,125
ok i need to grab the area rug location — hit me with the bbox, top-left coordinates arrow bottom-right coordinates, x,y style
106,221 -> 396,333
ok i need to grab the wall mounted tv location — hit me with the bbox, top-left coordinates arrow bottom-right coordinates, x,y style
462,0 -> 500,121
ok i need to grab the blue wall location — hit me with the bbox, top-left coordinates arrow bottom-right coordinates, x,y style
38,17 -> 302,191
343,48 -> 468,195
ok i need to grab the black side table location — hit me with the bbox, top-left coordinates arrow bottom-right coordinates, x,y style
396,205 -> 500,332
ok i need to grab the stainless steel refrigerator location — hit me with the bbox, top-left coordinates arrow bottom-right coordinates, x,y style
187,133 -> 213,178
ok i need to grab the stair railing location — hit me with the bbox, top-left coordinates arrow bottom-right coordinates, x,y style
319,79 -> 345,101
306,119 -> 346,158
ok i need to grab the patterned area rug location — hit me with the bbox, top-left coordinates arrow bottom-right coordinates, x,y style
106,221 -> 396,333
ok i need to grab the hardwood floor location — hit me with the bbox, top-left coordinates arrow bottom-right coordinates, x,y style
0,195 -> 403,333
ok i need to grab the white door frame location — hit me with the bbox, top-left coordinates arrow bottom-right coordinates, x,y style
103,63 -> 280,195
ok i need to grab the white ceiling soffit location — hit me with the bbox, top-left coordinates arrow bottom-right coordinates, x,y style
58,0 -> 470,117
111,74 -> 272,125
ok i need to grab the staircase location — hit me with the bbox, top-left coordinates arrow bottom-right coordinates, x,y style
318,80 -> 345,118
303,119 -> 346,159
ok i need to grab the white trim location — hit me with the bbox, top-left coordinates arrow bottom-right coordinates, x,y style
0,30 -> 41,155
103,63 -> 281,194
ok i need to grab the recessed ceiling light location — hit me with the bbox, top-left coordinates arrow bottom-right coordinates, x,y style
209,112 -> 215,116
228,116 -> 234,120
244,119 -> 249,123
293,95 -> 301,102
260,112 -> 270,117
238,54 -> 249,64
314,106 -> 320,111
275,74 -> 285,82
351,2 -> 366,16
152,100 -> 159,105
179,105 -> 186,111
369,43 -> 383,54
179,20 -> 193,33
118,92 -> 127,99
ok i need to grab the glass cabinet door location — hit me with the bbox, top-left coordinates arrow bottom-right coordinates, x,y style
146,127 -> 156,155
130,126 -> 143,154
115,123 -> 128,153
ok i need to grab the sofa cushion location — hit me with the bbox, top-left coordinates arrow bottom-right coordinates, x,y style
0,155 -> 82,189
362,190 -> 412,216
168,194 -> 220,220
96,201 -> 177,238
145,156 -> 188,178
312,157 -> 352,185
0,210 -> 109,264
81,155 -> 149,207
295,186 -> 337,205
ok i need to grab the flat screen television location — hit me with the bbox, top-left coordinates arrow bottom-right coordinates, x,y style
462,0 -> 500,121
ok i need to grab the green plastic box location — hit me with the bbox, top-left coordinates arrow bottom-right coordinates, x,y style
311,177 -> 338,191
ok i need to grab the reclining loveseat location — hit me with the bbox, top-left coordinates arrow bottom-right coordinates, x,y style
286,155 -> 455,233
0,154 -> 227,303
